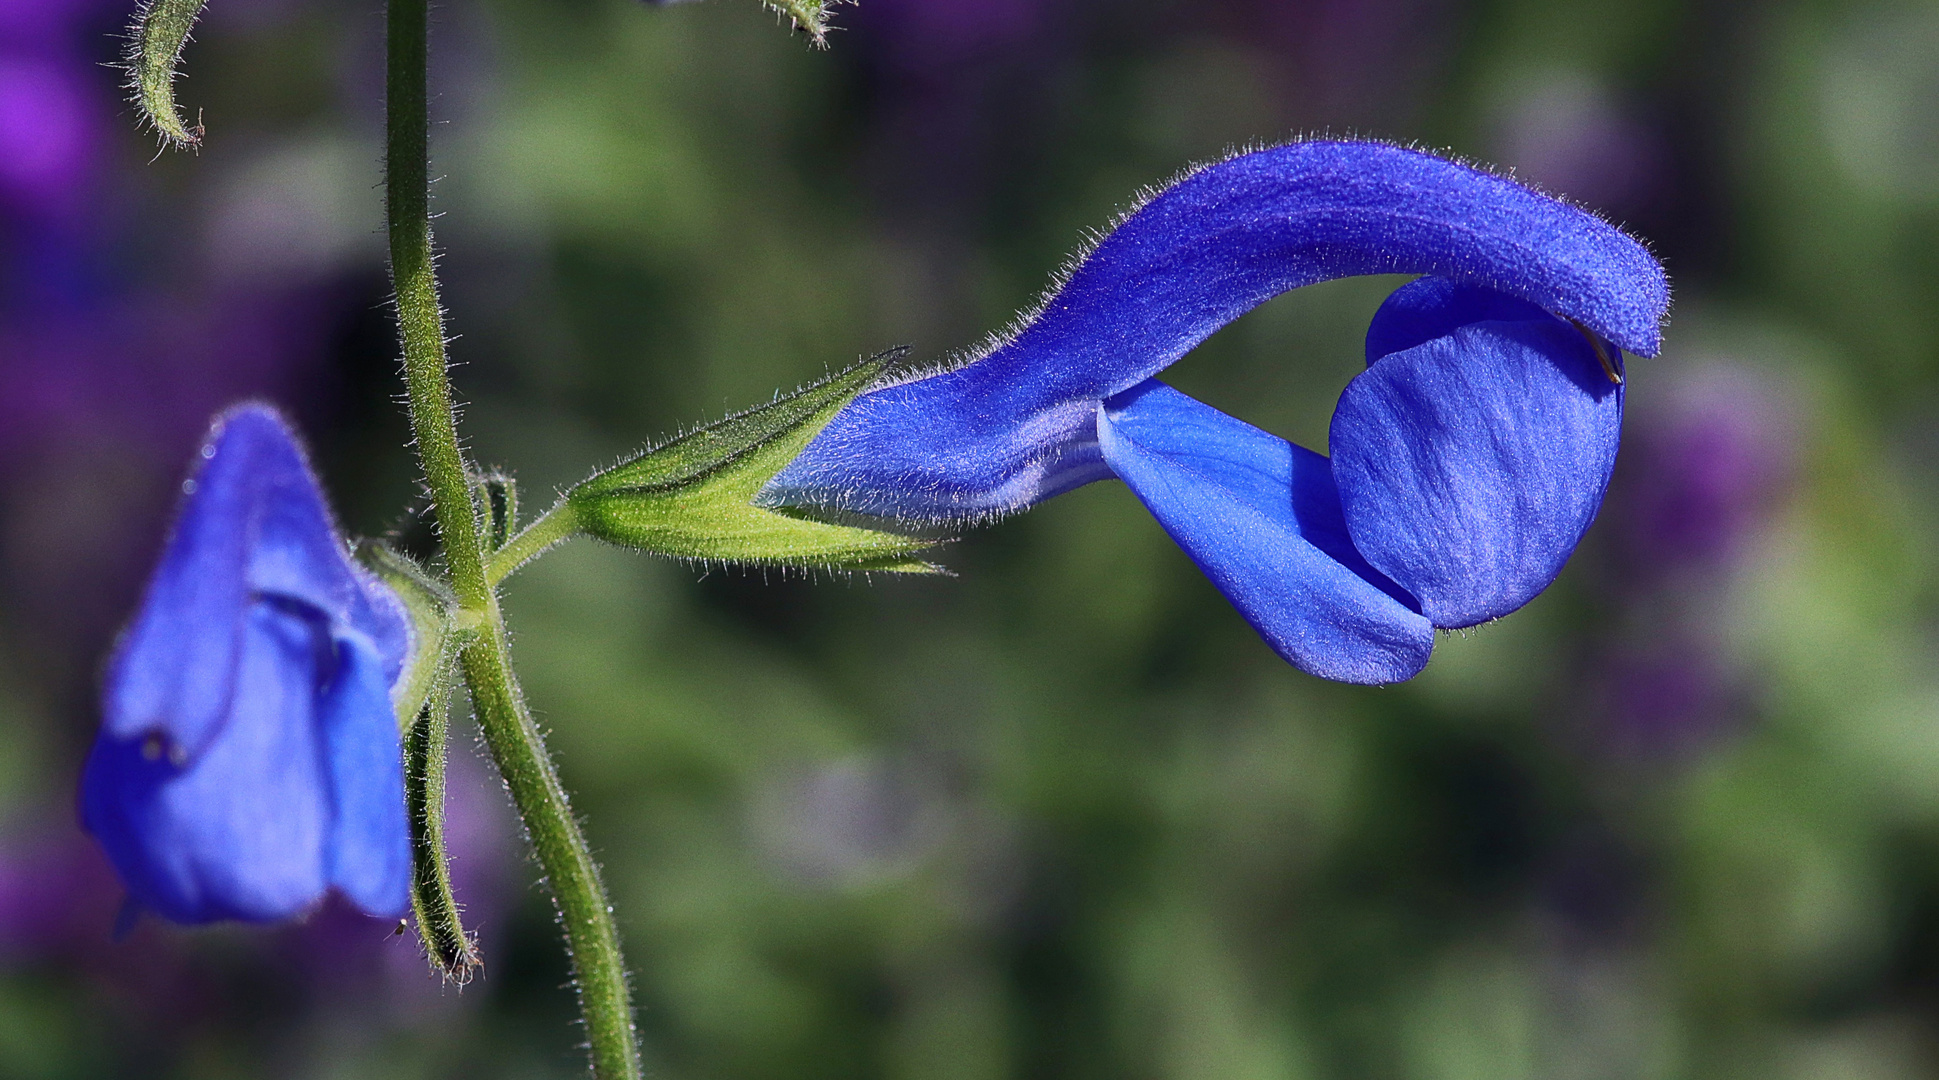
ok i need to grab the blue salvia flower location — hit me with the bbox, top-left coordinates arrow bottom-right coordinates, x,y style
761,140 -> 1670,684
81,405 -> 414,924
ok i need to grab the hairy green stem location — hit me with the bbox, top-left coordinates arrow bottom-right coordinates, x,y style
462,619 -> 640,1077
486,502 -> 581,585
386,0 -> 486,607
386,2 -> 639,1076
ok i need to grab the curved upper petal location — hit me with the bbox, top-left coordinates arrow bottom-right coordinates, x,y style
764,139 -> 1666,522
1329,316 -> 1623,629
1098,380 -> 1433,684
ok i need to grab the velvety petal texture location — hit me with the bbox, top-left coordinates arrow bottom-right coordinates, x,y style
1361,275 -> 1560,365
763,139 -> 1666,520
1332,302 -> 1624,629
82,405 -> 413,924
762,139 -> 1669,684
1098,381 -> 1433,683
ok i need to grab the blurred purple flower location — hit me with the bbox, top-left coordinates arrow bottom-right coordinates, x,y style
857,0 -> 1048,70
1611,363 -> 1796,578
0,824 -> 120,964
846,0 -> 1064,346
1214,0 -> 1454,122
1588,361 -> 1797,753
0,0 -> 108,37
0,59 -> 100,219
0,0 -> 356,677
1591,639 -> 1737,756
0,0 -> 110,231
1491,72 -> 1668,218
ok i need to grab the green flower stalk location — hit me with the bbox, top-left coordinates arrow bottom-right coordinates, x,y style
383,0 -> 645,1071
105,1 -> 927,1074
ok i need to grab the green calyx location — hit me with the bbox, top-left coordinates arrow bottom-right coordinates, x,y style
355,541 -> 480,984
567,349 -> 939,573
128,0 -> 209,149
357,539 -> 458,731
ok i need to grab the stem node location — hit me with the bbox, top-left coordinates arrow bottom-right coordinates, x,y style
386,3 -> 639,1074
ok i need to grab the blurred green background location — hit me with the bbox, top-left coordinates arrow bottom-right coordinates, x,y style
6,0 -> 1939,1076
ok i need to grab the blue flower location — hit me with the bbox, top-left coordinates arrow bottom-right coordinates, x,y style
761,140 -> 1669,683
81,405 -> 414,924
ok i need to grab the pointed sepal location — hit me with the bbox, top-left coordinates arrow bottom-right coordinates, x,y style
127,0 -> 210,150
569,350 -> 940,572
356,540 -> 457,731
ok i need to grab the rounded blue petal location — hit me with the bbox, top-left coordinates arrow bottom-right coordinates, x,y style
1098,380 -> 1433,684
1329,317 -> 1623,629
1364,275 -> 1558,365
83,600 -> 335,923
765,139 -> 1666,522
83,404 -> 413,925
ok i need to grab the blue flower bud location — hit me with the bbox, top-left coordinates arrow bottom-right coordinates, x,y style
81,405 -> 414,924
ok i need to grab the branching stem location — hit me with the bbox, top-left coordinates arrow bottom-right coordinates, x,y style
385,2 -> 639,1075
486,502 -> 581,585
